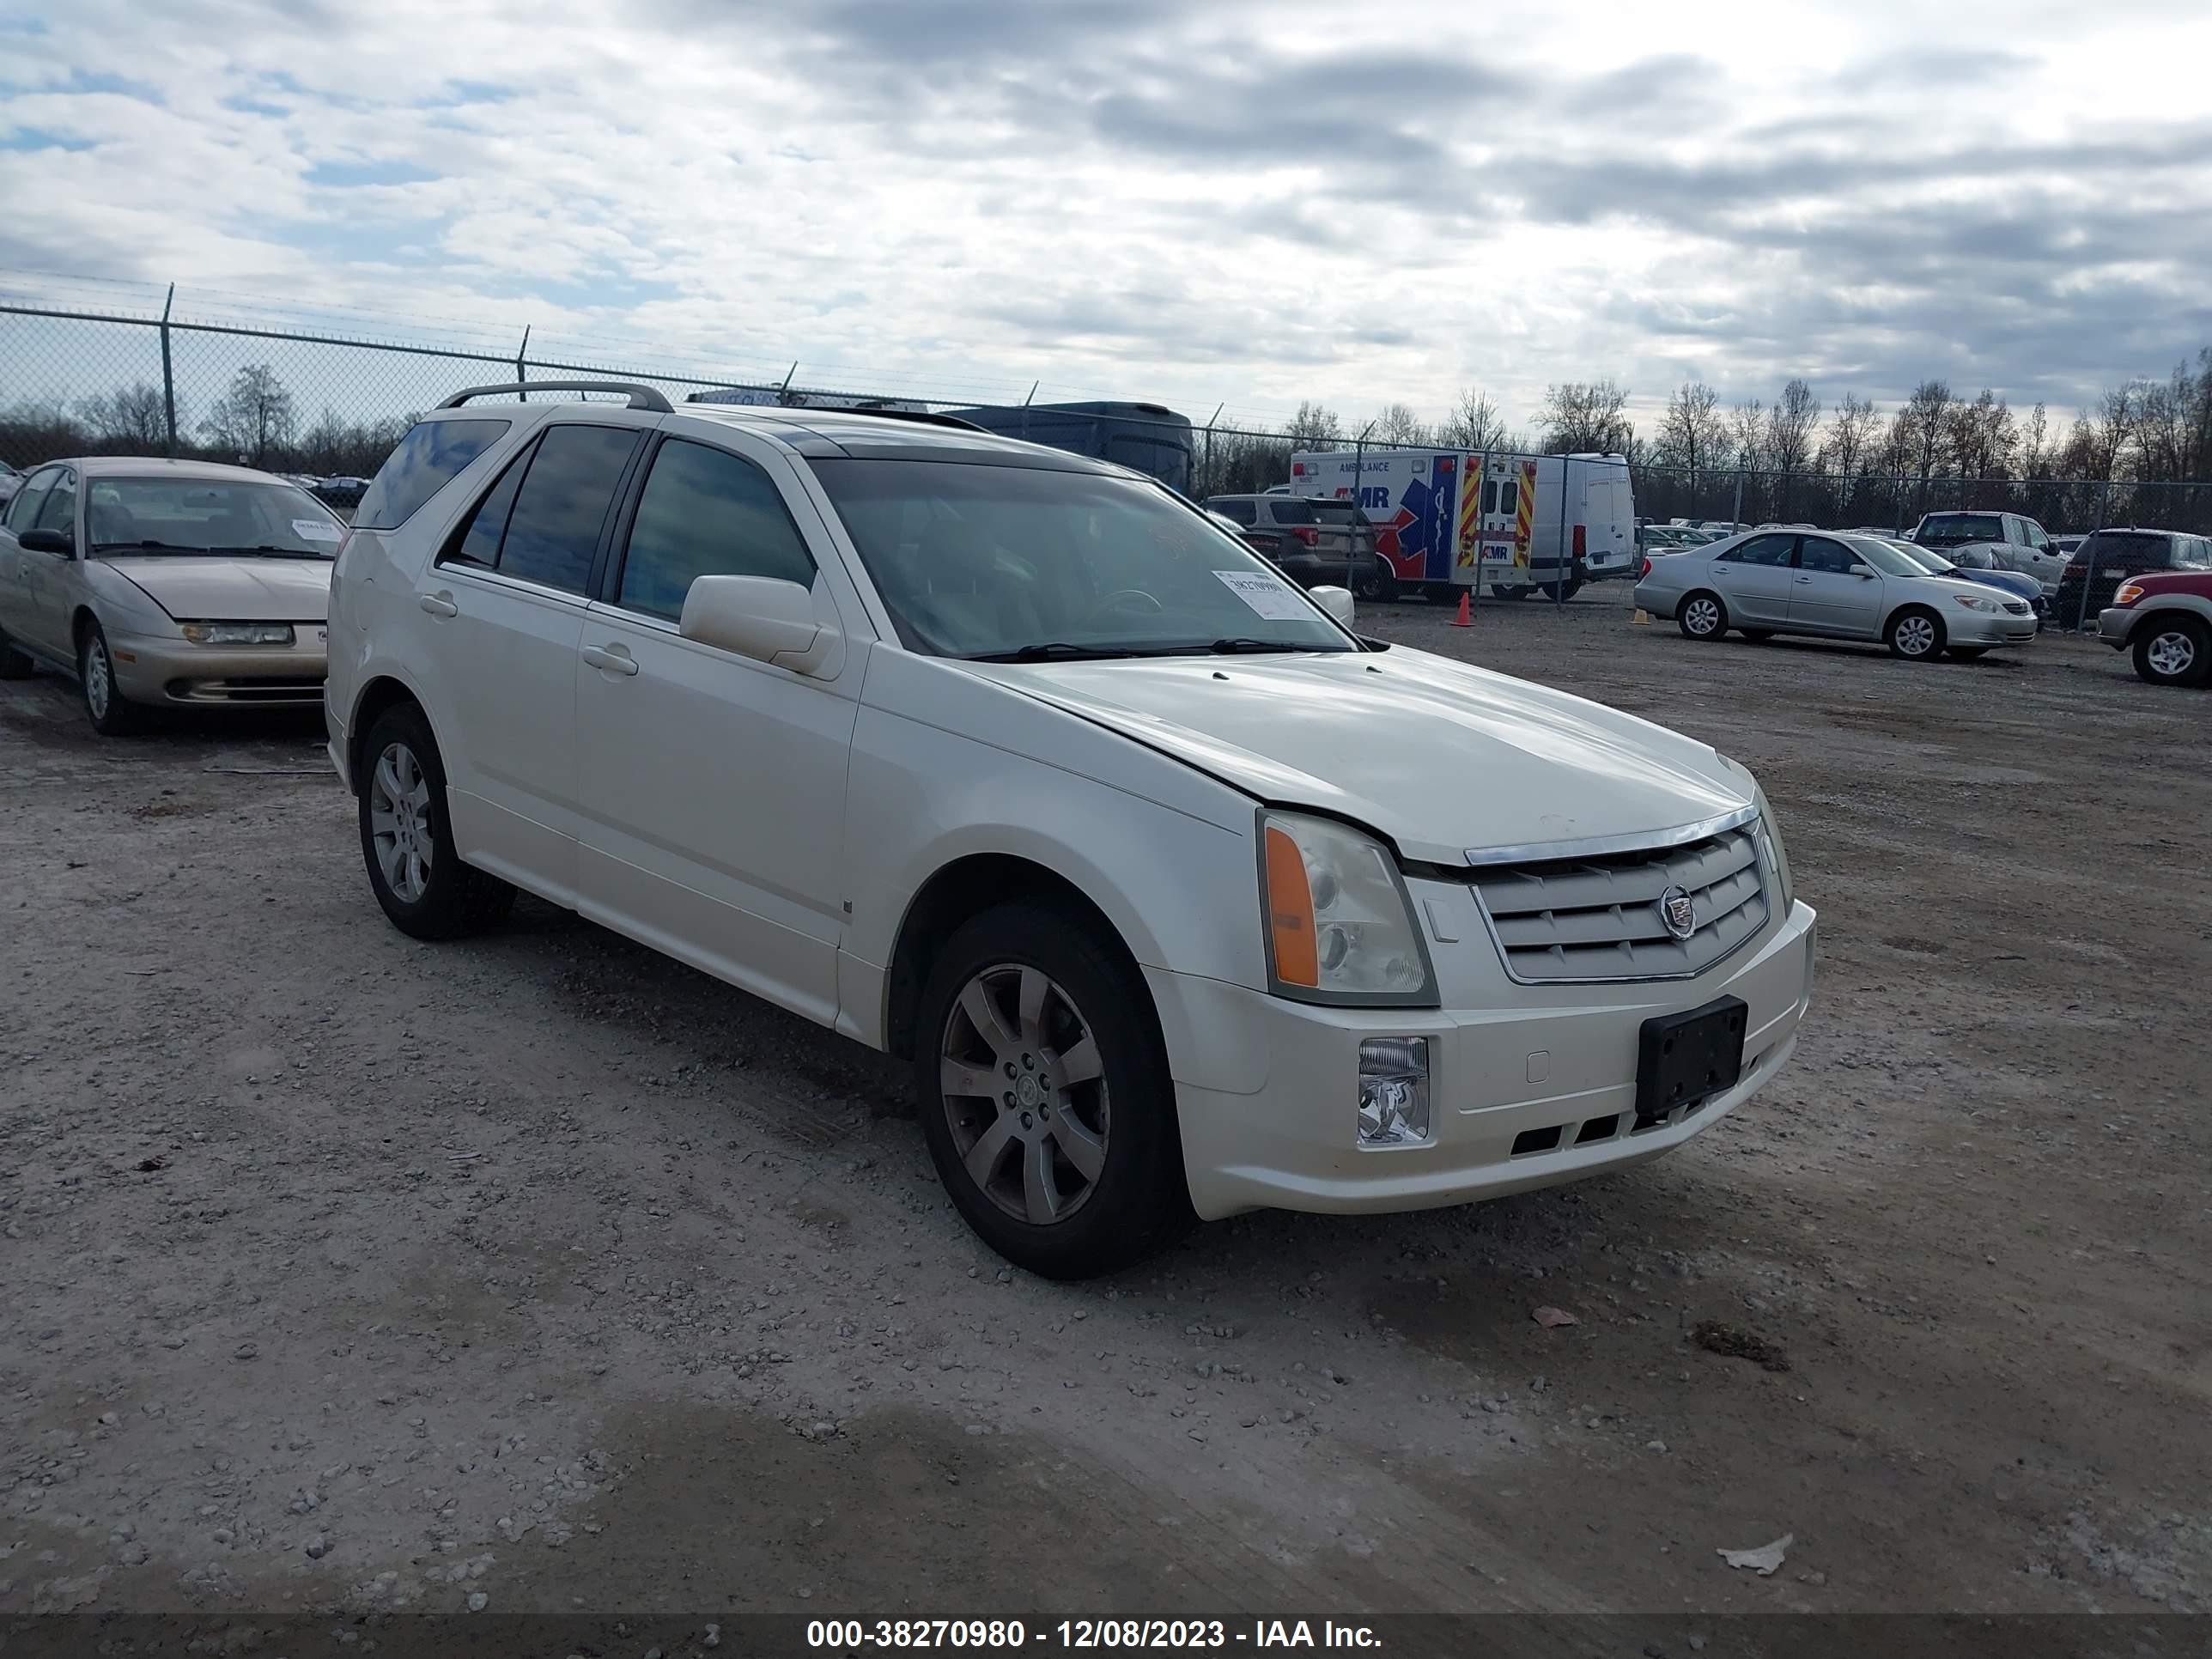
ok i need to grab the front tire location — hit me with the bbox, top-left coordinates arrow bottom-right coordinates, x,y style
914,901 -> 1192,1279
1887,606 -> 1944,660
1678,591 -> 1728,641
357,702 -> 516,939
2132,616 -> 2211,687
79,620 -> 145,735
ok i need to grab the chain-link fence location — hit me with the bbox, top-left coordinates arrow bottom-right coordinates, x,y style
5,276 -> 2209,574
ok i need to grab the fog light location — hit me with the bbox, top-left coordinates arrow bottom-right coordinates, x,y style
1358,1036 -> 1431,1147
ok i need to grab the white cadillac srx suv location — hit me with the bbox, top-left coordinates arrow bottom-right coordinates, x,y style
325,383 -> 1817,1278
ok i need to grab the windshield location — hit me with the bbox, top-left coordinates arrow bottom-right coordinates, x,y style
1850,538 -> 1942,576
1919,514 -> 2002,546
87,477 -> 344,557
811,459 -> 1357,660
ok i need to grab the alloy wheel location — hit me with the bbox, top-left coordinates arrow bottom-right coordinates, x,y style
368,741 -> 434,902
1685,598 -> 1720,635
84,636 -> 111,717
1895,615 -> 1937,657
2147,629 -> 2197,680
939,963 -> 1110,1225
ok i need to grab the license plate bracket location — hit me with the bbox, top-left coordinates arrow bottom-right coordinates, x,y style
1634,995 -> 1747,1124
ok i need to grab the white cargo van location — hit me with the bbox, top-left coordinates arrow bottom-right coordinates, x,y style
1287,448 -> 1635,599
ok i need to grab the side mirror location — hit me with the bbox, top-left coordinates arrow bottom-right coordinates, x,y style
1311,584 -> 1357,627
1850,565 -> 1876,580
18,527 -> 72,556
679,574 -> 842,676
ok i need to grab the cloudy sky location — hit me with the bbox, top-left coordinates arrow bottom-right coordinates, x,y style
3,0 -> 2210,434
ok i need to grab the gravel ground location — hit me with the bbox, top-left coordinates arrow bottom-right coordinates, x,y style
3,586 -> 2208,1638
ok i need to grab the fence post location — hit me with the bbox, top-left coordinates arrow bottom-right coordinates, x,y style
1731,462 -> 1744,531
1204,403 -> 1222,499
515,325 -> 530,401
159,283 -> 178,456
1554,452 -> 1571,602
1351,422 -> 1371,593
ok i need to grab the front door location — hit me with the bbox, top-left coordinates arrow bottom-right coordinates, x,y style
1788,535 -> 1887,637
20,465 -> 81,658
1707,532 -> 1797,623
0,467 -> 61,648
574,432 -> 862,1028
420,420 -> 650,906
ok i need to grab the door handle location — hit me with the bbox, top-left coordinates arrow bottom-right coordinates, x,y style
1794,575 -> 1814,584
419,592 -> 459,618
581,643 -> 639,677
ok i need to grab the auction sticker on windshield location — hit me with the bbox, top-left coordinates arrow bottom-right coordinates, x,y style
294,520 -> 342,542
1213,569 -> 1310,620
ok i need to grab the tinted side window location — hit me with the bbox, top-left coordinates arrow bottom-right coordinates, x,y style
495,425 -> 641,593
1719,533 -> 1794,568
354,418 -> 510,531
1499,481 -> 1518,515
442,447 -> 532,568
1209,499 -> 1256,526
33,469 -> 77,537
1482,481 -> 1498,514
1267,498 -> 1316,526
616,441 -> 814,622
1797,537 -> 1856,575
6,468 -> 57,531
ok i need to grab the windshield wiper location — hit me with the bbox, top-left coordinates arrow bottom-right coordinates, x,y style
964,642 -> 1148,663
1205,637 -> 1320,654
91,539 -> 201,554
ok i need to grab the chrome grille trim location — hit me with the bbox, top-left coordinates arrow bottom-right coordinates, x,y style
1462,803 -> 1759,868
1466,817 -> 1776,985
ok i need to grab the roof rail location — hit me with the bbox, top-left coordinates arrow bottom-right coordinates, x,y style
797,405 -> 988,434
439,381 -> 673,412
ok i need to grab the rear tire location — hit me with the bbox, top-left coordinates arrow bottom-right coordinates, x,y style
1351,556 -> 1399,603
357,702 -> 517,939
1678,592 -> 1728,641
2132,615 -> 2211,687
1887,606 -> 1945,660
913,900 -> 1193,1279
1492,582 -> 1534,601
78,620 -> 146,735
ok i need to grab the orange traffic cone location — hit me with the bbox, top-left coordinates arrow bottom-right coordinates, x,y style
1450,590 -> 1473,628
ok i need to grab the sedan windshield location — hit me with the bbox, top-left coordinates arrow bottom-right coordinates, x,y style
86,478 -> 344,558
811,459 -> 1356,660
1850,538 -> 1942,576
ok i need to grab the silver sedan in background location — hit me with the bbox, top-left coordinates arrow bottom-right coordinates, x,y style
1634,527 -> 2039,661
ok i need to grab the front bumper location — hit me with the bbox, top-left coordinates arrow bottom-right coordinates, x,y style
2096,606 -> 2136,650
1153,898 -> 1817,1220
1947,609 -> 2039,647
110,628 -> 328,707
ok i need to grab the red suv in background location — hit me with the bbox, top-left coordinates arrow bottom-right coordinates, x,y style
2098,569 -> 2212,687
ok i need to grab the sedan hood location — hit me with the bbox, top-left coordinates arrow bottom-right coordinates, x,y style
101,556 -> 333,622
961,647 -> 1749,865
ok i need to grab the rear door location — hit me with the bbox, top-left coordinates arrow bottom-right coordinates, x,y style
574,429 -> 864,1026
1788,535 -> 1884,637
1707,532 -> 1797,623
0,467 -> 60,647
422,418 -> 650,904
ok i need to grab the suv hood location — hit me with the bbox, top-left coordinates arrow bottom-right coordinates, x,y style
962,647 -> 1748,865
101,555 -> 333,622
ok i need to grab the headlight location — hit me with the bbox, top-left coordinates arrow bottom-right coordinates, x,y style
1949,594 -> 1998,613
181,622 -> 295,645
2114,582 -> 2144,605
1258,810 -> 1434,1006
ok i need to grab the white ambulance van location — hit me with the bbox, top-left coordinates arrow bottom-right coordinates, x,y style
1287,448 -> 1635,600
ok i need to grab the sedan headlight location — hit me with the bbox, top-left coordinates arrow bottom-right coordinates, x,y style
1949,594 -> 1999,613
1259,810 -> 1435,1006
180,622 -> 295,645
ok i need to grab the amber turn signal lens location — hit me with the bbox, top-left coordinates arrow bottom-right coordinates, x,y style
1264,824 -> 1319,987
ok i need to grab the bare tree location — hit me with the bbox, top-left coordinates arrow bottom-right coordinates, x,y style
1947,389 -> 2016,493
1729,398 -> 1766,469
1655,381 -> 1727,477
1814,392 -> 1878,514
2087,383 -> 2136,483
1892,379 -> 1954,508
1284,399 -> 1342,447
201,365 -> 296,465
2018,401 -> 2050,477
1370,401 -> 1434,447
1438,387 -> 1511,453
76,382 -> 172,452
1538,379 -> 1632,453
1764,380 -> 1821,518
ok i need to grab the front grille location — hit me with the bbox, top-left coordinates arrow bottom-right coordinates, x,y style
1468,823 -> 1771,983
2003,599 -> 2032,616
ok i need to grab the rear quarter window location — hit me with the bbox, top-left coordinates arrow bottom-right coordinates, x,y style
1267,499 -> 1316,526
2078,532 -> 2174,569
353,418 -> 511,531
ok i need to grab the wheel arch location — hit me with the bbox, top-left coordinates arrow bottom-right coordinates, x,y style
345,672 -> 447,799
884,852 -> 1163,1066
